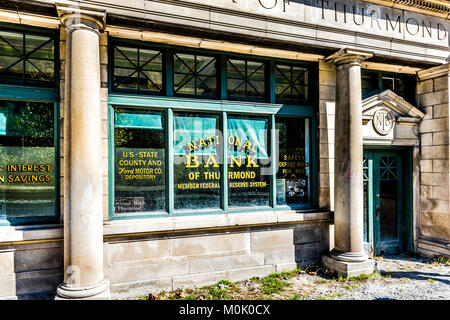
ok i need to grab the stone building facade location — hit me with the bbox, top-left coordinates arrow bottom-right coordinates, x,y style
0,0 -> 448,299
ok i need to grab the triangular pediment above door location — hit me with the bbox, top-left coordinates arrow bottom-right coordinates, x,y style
362,89 -> 425,122
362,90 -> 425,145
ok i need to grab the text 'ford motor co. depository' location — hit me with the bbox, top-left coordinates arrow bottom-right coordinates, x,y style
0,0 -> 449,299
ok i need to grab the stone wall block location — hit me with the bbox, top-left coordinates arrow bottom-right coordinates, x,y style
189,253 -> 265,274
293,227 -> 321,244
250,230 -> 293,251
417,79 -> 433,95
109,239 -> 170,264
171,233 -> 250,257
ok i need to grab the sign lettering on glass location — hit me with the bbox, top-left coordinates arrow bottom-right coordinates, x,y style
0,164 -> 52,184
178,134 -> 270,190
116,150 -> 163,180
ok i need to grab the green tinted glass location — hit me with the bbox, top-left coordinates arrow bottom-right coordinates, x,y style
0,31 -> 55,84
113,46 -> 163,93
0,101 -> 56,222
114,109 -> 166,214
173,53 -> 217,97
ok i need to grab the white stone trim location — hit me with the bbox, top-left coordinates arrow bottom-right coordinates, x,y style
102,210 -> 333,238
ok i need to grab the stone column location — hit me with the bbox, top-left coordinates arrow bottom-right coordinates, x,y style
56,6 -> 110,299
322,48 -> 375,277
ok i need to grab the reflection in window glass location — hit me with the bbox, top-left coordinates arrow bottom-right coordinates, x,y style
113,46 -> 163,93
276,117 -> 309,206
275,64 -> 309,104
361,70 -> 415,104
227,59 -> 265,101
0,30 -> 55,84
0,101 -> 55,221
114,109 -> 166,214
227,116 -> 270,207
173,53 -> 217,97
174,113 -> 221,210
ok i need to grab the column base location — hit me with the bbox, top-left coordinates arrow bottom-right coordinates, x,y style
55,279 -> 111,300
330,248 -> 369,262
322,253 -> 375,278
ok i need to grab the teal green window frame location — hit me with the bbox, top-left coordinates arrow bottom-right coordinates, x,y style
108,95 -> 318,220
0,22 -> 59,88
0,83 -> 60,226
109,37 -> 315,106
108,39 -> 319,220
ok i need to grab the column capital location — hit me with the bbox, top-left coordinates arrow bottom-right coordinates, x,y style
325,48 -> 373,67
56,4 -> 106,34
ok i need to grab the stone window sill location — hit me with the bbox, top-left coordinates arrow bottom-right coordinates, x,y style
0,210 -> 333,244
103,210 -> 333,237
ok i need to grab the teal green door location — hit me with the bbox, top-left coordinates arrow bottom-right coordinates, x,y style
363,150 -> 406,256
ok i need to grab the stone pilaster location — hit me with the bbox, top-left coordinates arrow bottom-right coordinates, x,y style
55,5 -> 110,299
318,60 -> 336,212
321,48 -> 375,277
417,64 -> 450,258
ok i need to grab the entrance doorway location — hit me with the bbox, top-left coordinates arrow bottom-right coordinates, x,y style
363,149 -> 412,256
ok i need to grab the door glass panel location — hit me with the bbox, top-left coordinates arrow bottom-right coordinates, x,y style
379,156 -> 398,241
363,156 -> 369,243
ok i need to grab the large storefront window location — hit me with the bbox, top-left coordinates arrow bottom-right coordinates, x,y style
111,109 -> 313,217
110,40 -> 316,218
174,113 -> 221,210
0,101 -> 56,223
276,117 -> 309,206
227,116 -> 270,207
114,109 -> 166,215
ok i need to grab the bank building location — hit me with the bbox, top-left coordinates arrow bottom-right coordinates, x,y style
0,0 -> 448,300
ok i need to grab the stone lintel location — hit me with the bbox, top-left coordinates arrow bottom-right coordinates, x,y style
325,48 -> 373,66
417,63 -> 450,81
322,254 -> 375,278
56,4 -> 106,32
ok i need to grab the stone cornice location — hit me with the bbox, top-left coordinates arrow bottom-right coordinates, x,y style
417,63 -> 450,80
362,0 -> 450,18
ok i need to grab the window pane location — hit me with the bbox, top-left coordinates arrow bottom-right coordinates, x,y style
197,55 -> 216,96
26,34 -> 54,60
227,59 -> 246,99
227,59 -> 266,101
0,101 -> 55,221
0,31 -> 23,80
140,49 -> 162,92
113,46 -> 163,93
25,59 -> 54,82
275,64 -> 309,104
174,113 -> 221,210
361,71 -> 379,97
174,53 -> 217,97
0,30 -> 55,86
247,61 -> 265,98
114,109 -> 166,215
227,116 -> 270,207
276,117 -> 309,206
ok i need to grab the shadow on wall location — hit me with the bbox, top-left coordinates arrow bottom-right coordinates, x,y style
12,239 -> 63,300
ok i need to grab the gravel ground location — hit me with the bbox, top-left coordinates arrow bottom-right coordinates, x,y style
147,253 -> 450,301
297,254 -> 450,300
